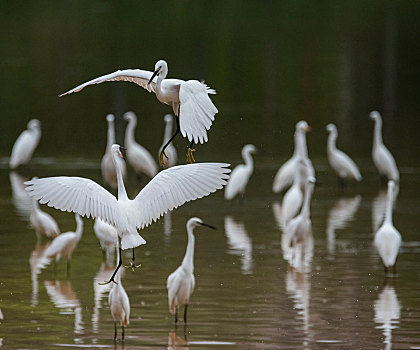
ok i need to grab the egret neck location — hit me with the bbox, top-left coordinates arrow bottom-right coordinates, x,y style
373,115 -> 383,150
113,148 -> 128,200
181,224 -> 195,274
384,182 -> 395,226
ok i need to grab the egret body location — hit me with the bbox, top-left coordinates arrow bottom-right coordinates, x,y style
281,160 -> 304,226
159,114 -> 178,169
108,268 -> 130,341
9,119 -> 41,169
30,199 -> 60,239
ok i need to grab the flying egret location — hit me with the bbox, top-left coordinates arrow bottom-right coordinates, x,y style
9,119 -> 41,169
124,111 -> 158,179
272,121 -> 314,193
59,60 -> 218,165
326,123 -> 362,188
374,180 -> 401,275
25,144 -> 230,284
159,114 -> 178,169
101,114 -> 127,189
40,214 -> 84,273
167,217 -> 215,324
30,198 -> 60,239
370,111 -> 399,184
93,218 -> 118,264
224,144 -> 257,201
281,160 -> 304,226
108,267 -> 130,341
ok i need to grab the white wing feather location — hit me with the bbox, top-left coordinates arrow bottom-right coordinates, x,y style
133,163 -> 230,229
179,80 -> 218,144
59,69 -> 157,96
25,177 -> 120,227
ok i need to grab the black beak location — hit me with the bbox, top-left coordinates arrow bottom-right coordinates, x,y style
119,146 -> 127,159
199,222 -> 216,230
148,69 -> 159,85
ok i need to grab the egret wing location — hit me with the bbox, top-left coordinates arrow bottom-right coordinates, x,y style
179,80 -> 218,144
133,163 -> 230,229
25,177 -> 120,227
59,69 -> 157,96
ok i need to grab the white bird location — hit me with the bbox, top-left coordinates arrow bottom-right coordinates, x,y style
108,267 -> 130,341
167,217 -> 215,324
124,111 -> 158,179
26,144 -> 230,284
59,59 -> 218,165
10,171 -> 35,220
101,114 -> 127,189
370,111 -> 399,183
159,114 -> 178,169
224,144 -> 257,200
281,160 -> 304,226
30,198 -> 60,239
374,180 -> 402,275
9,119 -> 41,169
93,218 -> 118,264
326,123 -> 362,188
40,214 -> 83,272
273,121 -> 314,193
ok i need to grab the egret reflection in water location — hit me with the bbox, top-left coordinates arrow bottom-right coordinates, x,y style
224,216 -> 253,274
168,330 -> 188,350
9,171 -> 32,221
29,241 -> 50,306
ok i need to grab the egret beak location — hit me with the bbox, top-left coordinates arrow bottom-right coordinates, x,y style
305,125 -> 312,132
119,146 -> 127,158
148,69 -> 160,85
199,222 -> 216,230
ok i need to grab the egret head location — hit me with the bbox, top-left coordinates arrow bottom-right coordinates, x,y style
123,111 -> 137,123
296,121 -> 311,133
111,144 -> 124,159
369,111 -> 381,121
307,176 -> 316,186
28,119 -> 41,130
106,114 -> 115,122
242,144 -> 257,155
148,60 -> 168,85
164,114 -> 173,123
187,217 -> 216,231
326,123 -> 336,133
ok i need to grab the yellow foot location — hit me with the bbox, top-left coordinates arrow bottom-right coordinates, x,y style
123,261 -> 142,272
159,150 -> 169,167
186,148 -> 196,164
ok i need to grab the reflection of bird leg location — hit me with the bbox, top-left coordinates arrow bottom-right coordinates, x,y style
122,325 -> 125,342
100,237 -> 122,285
186,140 -> 196,164
160,116 -> 180,167
183,304 -> 188,324
123,248 -> 141,270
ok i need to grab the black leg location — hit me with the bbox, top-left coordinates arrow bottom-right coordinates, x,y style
160,117 -> 180,167
100,237 -> 122,285
122,325 -> 125,342
186,140 -> 196,163
114,322 -> 117,341
338,177 -> 346,192
175,306 -> 178,324
66,258 -> 71,277
184,304 -> 188,324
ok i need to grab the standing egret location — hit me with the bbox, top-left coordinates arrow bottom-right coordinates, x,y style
326,123 -> 362,188
374,180 -> 401,275
124,111 -> 158,179
25,144 -> 231,284
41,214 -> 83,272
93,218 -> 118,264
370,111 -> 399,183
59,60 -> 218,165
224,144 -> 257,201
30,198 -> 60,239
101,114 -> 127,189
167,217 -> 215,324
108,268 -> 130,341
9,119 -> 41,169
273,121 -> 314,193
159,114 -> 178,169
281,160 -> 304,226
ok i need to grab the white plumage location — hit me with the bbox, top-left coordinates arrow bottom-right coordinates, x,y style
60,59 -> 218,147
370,111 -> 399,183
159,114 -> 178,169
26,144 -> 230,283
101,114 -> 127,188
224,144 -> 257,200
93,218 -> 118,264
281,160 -> 304,226
30,199 -> 60,239
9,119 -> 41,169
326,123 -> 362,185
108,268 -> 130,341
374,180 -> 401,274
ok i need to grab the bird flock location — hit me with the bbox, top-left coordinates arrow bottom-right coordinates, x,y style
8,60 -> 402,342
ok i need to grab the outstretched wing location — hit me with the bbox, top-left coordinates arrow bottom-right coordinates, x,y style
133,163 -> 230,229
25,177 -> 120,227
59,69 -> 157,96
179,80 -> 218,144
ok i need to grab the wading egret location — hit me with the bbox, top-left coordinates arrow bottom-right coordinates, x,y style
326,123 -> 362,188
281,160 -> 304,226
41,214 -> 84,272
26,144 -> 230,284
374,180 -> 401,275
93,218 -> 118,264
224,144 -> 257,201
124,111 -> 158,179
30,198 -> 60,239
370,111 -> 399,183
102,114 -> 126,189
59,60 -> 218,165
273,121 -> 314,193
159,114 -> 178,169
167,217 -> 215,324
108,267 -> 130,341
9,119 -> 41,169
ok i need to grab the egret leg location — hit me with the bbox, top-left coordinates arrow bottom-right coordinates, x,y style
122,325 -> 125,342
184,304 -> 188,324
186,140 -> 196,164
114,322 -> 117,341
100,237 -> 122,285
338,177 -> 346,192
175,307 -> 178,324
66,258 -> 71,276
160,117 -> 180,167
384,265 -> 389,275
123,248 -> 141,270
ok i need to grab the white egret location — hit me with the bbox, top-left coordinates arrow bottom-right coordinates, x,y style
10,171 -> 33,220
59,60 -> 218,165
224,144 -> 257,201
167,217 -> 215,324
124,111 -> 158,179
370,111 -> 399,183
159,114 -> 178,169
26,144 -> 230,283
374,180 -> 401,275
101,114 -> 127,189
326,123 -> 362,188
272,121 -> 314,193
9,119 -> 41,169
30,198 -> 60,239
108,267 -> 130,341
281,160 -> 304,226
93,218 -> 118,264
40,214 -> 84,272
